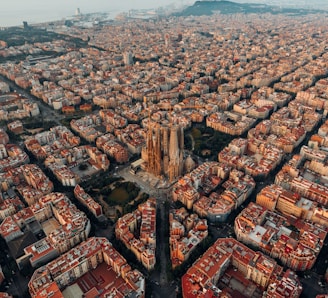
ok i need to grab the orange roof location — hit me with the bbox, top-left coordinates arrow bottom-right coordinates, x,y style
34,282 -> 63,298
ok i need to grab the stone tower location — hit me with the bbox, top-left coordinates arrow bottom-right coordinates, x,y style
142,123 -> 185,182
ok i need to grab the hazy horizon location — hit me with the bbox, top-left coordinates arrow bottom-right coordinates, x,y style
0,0 -> 194,27
1,0 -> 327,27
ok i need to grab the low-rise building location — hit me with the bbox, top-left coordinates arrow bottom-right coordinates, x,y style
74,184 -> 103,218
0,192 -> 90,269
116,198 -> 156,270
219,138 -> 284,179
170,208 -> 208,268
235,202 -> 326,271
257,184 -> 328,227
28,237 -> 145,298
182,238 -> 302,298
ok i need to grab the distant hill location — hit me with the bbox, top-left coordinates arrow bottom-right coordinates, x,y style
175,0 -> 324,16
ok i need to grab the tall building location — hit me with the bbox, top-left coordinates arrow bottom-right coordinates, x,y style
123,51 -> 133,66
164,33 -> 170,48
142,123 -> 185,182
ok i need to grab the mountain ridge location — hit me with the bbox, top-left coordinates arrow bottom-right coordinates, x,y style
175,0 -> 325,16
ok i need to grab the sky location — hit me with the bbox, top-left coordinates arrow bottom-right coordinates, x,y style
1,0 -> 327,13
0,0 -> 193,27
1,0 -> 327,27
1,0 -> 185,12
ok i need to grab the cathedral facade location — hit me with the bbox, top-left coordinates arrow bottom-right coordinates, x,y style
141,123 -> 185,182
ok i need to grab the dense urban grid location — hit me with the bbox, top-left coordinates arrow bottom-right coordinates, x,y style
0,3 -> 327,298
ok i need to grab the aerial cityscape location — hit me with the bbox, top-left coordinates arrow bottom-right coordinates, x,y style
0,1 -> 327,298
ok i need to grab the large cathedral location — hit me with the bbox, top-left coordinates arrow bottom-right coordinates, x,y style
141,123 -> 187,182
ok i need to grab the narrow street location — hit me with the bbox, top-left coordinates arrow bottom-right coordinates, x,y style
118,166 -> 178,297
158,202 -> 168,286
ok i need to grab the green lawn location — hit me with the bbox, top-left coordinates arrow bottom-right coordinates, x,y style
187,125 -> 234,157
106,187 -> 130,204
